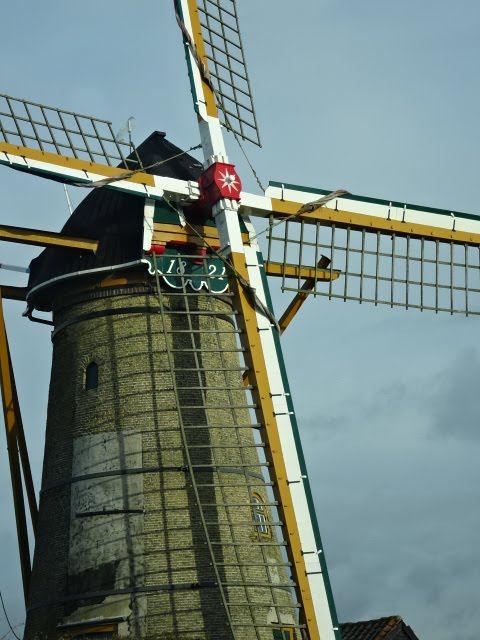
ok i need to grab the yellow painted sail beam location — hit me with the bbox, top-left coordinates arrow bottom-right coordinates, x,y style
0,223 -> 98,252
278,256 -> 331,335
0,287 -> 27,302
228,251 -> 320,640
264,261 -> 340,281
0,142 -> 154,187
267,198 -> 480,246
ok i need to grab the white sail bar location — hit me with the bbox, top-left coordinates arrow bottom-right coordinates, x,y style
244,239 -> 340,640
175,0 -> 227,164
175,3 -> 336,636
265,182 -> 480,241
0,143 -> 200,203
0,92 -> 201,202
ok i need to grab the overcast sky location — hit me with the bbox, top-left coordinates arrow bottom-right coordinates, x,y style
1,2 -> 480,639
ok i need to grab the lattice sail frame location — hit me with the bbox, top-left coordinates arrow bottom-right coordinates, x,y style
263,183 -> 480,316
176,0 -> 261,147
0,93 -> 202,202
0,93 -> 139,168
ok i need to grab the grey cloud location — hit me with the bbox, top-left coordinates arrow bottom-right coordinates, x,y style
428,348 -> 480,441
0,533 -> 26,639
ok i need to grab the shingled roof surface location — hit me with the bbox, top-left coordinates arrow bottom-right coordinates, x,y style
27,131 -> 203,309
340,616 -> 420,640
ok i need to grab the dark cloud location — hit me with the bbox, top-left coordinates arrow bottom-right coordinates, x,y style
0,533 -> 26,639
428,348 -> 480,441
298,355 -> 480,640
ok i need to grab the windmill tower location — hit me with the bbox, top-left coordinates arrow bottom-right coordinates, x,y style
1,1 -> 341,637
1,2 -> 480,640
21,129 -> 331,640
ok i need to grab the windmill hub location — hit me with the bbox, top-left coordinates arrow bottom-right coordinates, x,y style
192,162 -> 242,214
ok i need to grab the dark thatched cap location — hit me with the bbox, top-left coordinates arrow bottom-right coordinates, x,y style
27,132 -> 203,310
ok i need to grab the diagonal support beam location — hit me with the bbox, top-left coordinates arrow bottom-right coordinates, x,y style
243,257 -> 334,386
0,223 -> 98,252
278,256 -> 331,335
0,289 -> 38,604
0,286 -> 27,302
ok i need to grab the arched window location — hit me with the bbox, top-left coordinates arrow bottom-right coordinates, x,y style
251,493 -> 270,538
84,361 -> 99,391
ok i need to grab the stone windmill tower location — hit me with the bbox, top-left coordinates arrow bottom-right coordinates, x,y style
23,131 -> 316,639
2,2 -> 480,640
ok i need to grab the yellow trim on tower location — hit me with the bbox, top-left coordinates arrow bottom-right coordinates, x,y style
270,198 -> 480,246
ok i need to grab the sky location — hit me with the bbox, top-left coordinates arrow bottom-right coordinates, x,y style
1,1 -> 480,639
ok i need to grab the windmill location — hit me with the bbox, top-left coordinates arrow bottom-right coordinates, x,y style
0,2 -> 478,640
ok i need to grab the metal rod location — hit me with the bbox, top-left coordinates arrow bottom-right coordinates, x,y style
374,231 -> 380,305
0,291 -> 32,603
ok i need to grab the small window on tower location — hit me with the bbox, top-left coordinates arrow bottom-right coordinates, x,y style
85,361 -> 99,391
272,627 -> 294,640
251,493 -> 270,538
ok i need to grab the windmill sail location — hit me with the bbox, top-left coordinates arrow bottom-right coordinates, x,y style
0,93 -> 199,201
243,182 -> 480,315
0,93 -> 137,168
175,0 -> 261,147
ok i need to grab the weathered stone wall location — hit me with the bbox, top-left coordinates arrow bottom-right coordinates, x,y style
25,277 -> 296,640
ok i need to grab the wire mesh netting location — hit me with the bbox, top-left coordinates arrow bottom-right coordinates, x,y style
0,93 -> 141,169
196,0 -> 261,146
266,218 -> 480,315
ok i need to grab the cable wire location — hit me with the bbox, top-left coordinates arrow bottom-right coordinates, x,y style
249,189 -> 350,243
0,590 -> 21,640
174,1 -> 266,193
72,143 -> 202,188
162,195 -> 280,331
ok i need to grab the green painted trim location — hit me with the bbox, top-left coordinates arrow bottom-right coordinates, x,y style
269,180 -> 480,223
175,0 -> 201,118
153,202 -> 248,232
257,251 -> 342,640
153,201 -> 181,224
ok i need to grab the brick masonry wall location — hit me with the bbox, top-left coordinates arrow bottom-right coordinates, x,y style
24,275 -> 297,640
